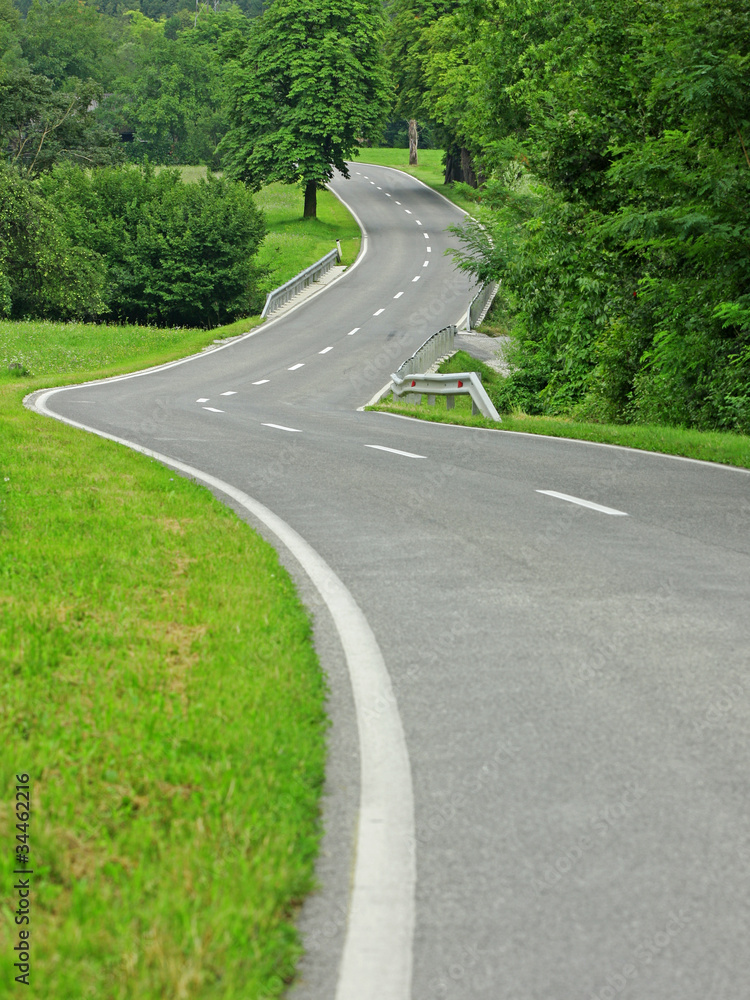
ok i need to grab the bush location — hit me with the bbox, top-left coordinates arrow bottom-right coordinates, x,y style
39,164 -> 267,327
0,165 -> 106,320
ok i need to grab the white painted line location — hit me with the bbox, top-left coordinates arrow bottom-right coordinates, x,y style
27,392 -> 416,1000
385,193 -> 391,197
377,186 -> 382,190
202,406 -> 224,413
427,247 -> 432,252
363,175 -> 369,178
405,209 -> 412,215
536,490 -> 629,516
416,220 -> 422,226
348,327 -> 360,336
196,397 -> 209,402
262,423 -> 302,433
356,171 -> 361,174
288,363 -> 305,371
395,201 -> 401,205
373,308 -> 385,316
370,181 -> 375,185
423,233 -> 429,238
412,275 -> 420,282
319,346 -> 334,354
394,292 -> 404,299
423,261 -> 429,267
252,379 -> 270,385
366,444 -> 426,460
220,391 -> 237,396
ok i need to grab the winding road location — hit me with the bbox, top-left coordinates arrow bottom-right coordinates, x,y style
29,163 -> 750,1000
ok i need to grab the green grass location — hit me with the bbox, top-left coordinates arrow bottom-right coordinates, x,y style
254,184 -> 361,294
371,351 -> 750,470
351,147 -> 478,214
0,325 -> 328,997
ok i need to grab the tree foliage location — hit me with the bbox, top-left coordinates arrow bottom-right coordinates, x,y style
221,0 -> 391,216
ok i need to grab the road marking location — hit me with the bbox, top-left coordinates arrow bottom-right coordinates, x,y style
356,171 -> 361,174
370,181 -> 375,185
373,308 -> 385,316
252,379 -> 270,385
536,490 -> 629,516
395,200 -> 401,205
416,220 -> 422,225
366,444 -> 426,460
423,261 -> 429,267
262,423 -> 302,433
377,186 -> 382,190
29,389 -> 417,1000
385,192 -> 391,197
197,397 -> 209,402
412,275 -> 420,282
220,391 -> 237,396
423,233 -> 429,238
364,175 -> 369,179
405,209 -> 412,215
348,327 -> 360,336
394,292 -> 404,299
202,406 -> 224,413
288,363 -> 305,370
427,247 -> 431,252
319,346 -> 334,354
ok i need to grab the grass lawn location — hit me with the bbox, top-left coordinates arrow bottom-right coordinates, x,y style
0,187 -> 347,994
372,351 -> 750,470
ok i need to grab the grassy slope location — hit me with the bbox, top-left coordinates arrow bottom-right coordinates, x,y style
0,176 -> 363,999
355,150 -> 750,470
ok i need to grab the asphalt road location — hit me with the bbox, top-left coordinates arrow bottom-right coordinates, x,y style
30,163 -> 750,1000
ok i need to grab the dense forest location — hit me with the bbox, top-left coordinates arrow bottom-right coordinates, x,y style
1,0 -> 748,431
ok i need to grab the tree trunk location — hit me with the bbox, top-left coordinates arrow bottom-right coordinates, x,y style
303,179 -> 317,219
460,147 -> 478,189
408,118 -> 418,166
444,146 -> 463,184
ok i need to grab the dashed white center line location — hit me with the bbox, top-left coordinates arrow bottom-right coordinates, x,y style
203,406 -> 224,413
197,397 -> 209,403
262,423 -> 302,433
416,220 -> 422,225
373,308 -> 385,316
288,363 -> 305,371
348,327 -> 360,336
536,490 -> 629,516
424,233 -> 429,239
377,186 -> 382,190
252,379 -> 270,385
370,181 -> 375,185
395,201 -> 402,205
423,261 -> 429,267
319,346 -> 334,354
385,193 -> 391,197
220,391 -> 237,396
427,247 -> 432,252
412,275 -> 420,282
366,445 -> 425,459
394,292 -> 404,299
405,209 -> 412,214
356,171 -> 361,174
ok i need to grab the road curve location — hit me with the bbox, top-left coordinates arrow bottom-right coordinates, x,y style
29,163 -> 750,1000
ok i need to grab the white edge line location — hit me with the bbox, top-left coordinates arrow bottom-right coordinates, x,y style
27,388 -> 416,1000
358,381 -> 393,411
365,411 -> 750,474
536,490 -> 628,516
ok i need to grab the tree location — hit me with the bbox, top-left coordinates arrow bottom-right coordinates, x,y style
220,0 -> 391,218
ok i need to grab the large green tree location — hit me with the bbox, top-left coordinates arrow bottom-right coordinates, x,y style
220,0 -> 391,217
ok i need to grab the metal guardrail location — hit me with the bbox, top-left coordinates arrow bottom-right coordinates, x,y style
261,244 -> 342,319
393,325 -> 456,379
390,371 -> 501,422
466,281 -> 500,331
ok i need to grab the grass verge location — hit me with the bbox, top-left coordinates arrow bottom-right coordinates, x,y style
0,335 -> 328,995
371,351 -> 750,470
